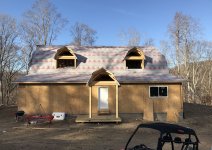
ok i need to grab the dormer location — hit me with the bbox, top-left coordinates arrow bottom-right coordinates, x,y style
124,47 -> 145,69
54,46 -> 77,68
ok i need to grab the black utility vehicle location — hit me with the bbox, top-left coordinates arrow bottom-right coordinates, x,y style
125,123 -> 199,150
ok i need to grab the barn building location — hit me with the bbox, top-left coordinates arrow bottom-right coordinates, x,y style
16,46 -> 184,122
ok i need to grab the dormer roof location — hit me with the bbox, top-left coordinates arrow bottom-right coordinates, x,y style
124,47 -> 145,60
54,46 -> 77,59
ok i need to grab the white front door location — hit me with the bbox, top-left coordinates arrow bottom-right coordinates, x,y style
98,87 -> 109,110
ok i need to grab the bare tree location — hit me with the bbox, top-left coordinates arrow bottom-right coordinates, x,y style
119,28 -> 141,46
0,14 -> 22,105
187,41 -> 208,103
159,40 -> 174,68
4,46 -> 23,105
20,0 -> 67,73
168,12 -> 212,105
197,41 -> 212,105
143,38 -> 154,46
70,22 -> 97,46
168,12 -> 200,75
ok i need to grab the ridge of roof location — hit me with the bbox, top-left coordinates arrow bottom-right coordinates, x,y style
15,72 -> 185,83
36,45 -> 156,49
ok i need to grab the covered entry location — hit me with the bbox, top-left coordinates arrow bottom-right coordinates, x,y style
76,68 -> 121,123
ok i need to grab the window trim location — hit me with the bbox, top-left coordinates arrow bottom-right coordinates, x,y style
149,86 -> 168,98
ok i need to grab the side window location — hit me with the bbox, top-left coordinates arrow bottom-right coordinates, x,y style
150,87 -> 159,97
149,86 -> 168,98
159,87 -> 168,96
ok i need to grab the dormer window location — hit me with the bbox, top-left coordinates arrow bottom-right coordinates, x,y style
54,46 -> 77,68
57,59 -> 75,68
124,47 -> 145,69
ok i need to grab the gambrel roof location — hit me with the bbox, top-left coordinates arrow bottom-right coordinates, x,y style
16,45 -> 184,83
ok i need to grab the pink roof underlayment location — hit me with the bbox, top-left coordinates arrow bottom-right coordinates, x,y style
16,45 -> 185,83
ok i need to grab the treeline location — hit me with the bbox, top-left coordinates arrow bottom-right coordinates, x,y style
161,12 -> 212,105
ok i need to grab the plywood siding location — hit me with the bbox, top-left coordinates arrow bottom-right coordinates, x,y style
17,84 -> 89,114
17,85 -> 26,110
166,84 -> 183,122
17,83 -> 182,122
119,84 -> 182,122
119,84 -> 144,113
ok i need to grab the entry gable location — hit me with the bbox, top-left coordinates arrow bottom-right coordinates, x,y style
87,68 -> 120,86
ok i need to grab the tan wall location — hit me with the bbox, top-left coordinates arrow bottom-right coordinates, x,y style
17,84 -> 89,114
119,83 -> 183,122
17,83 -> 183,122
119,84 -> 145,113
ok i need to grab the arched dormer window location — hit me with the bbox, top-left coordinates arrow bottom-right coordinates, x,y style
54,46 -> 77,68
124,47 -> 145,69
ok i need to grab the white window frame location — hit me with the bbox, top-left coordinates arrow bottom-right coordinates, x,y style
149,86 -> 168,98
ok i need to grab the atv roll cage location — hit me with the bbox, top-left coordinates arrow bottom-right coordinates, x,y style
125,123 -> 199,150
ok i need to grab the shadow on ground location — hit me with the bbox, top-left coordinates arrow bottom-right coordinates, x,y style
0,103 -> 211,150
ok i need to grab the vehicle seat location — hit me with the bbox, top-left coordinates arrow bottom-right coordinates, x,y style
174,137 -> 182,144
182,138 -> 198,150
162,135 -> 172,142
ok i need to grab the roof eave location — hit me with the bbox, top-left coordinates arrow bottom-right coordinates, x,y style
15,80 -> 184,84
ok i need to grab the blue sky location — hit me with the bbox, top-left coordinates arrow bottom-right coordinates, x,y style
0,0 -> 212,46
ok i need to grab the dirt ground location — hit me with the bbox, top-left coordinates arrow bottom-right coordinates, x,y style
0,103 -> 211,150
